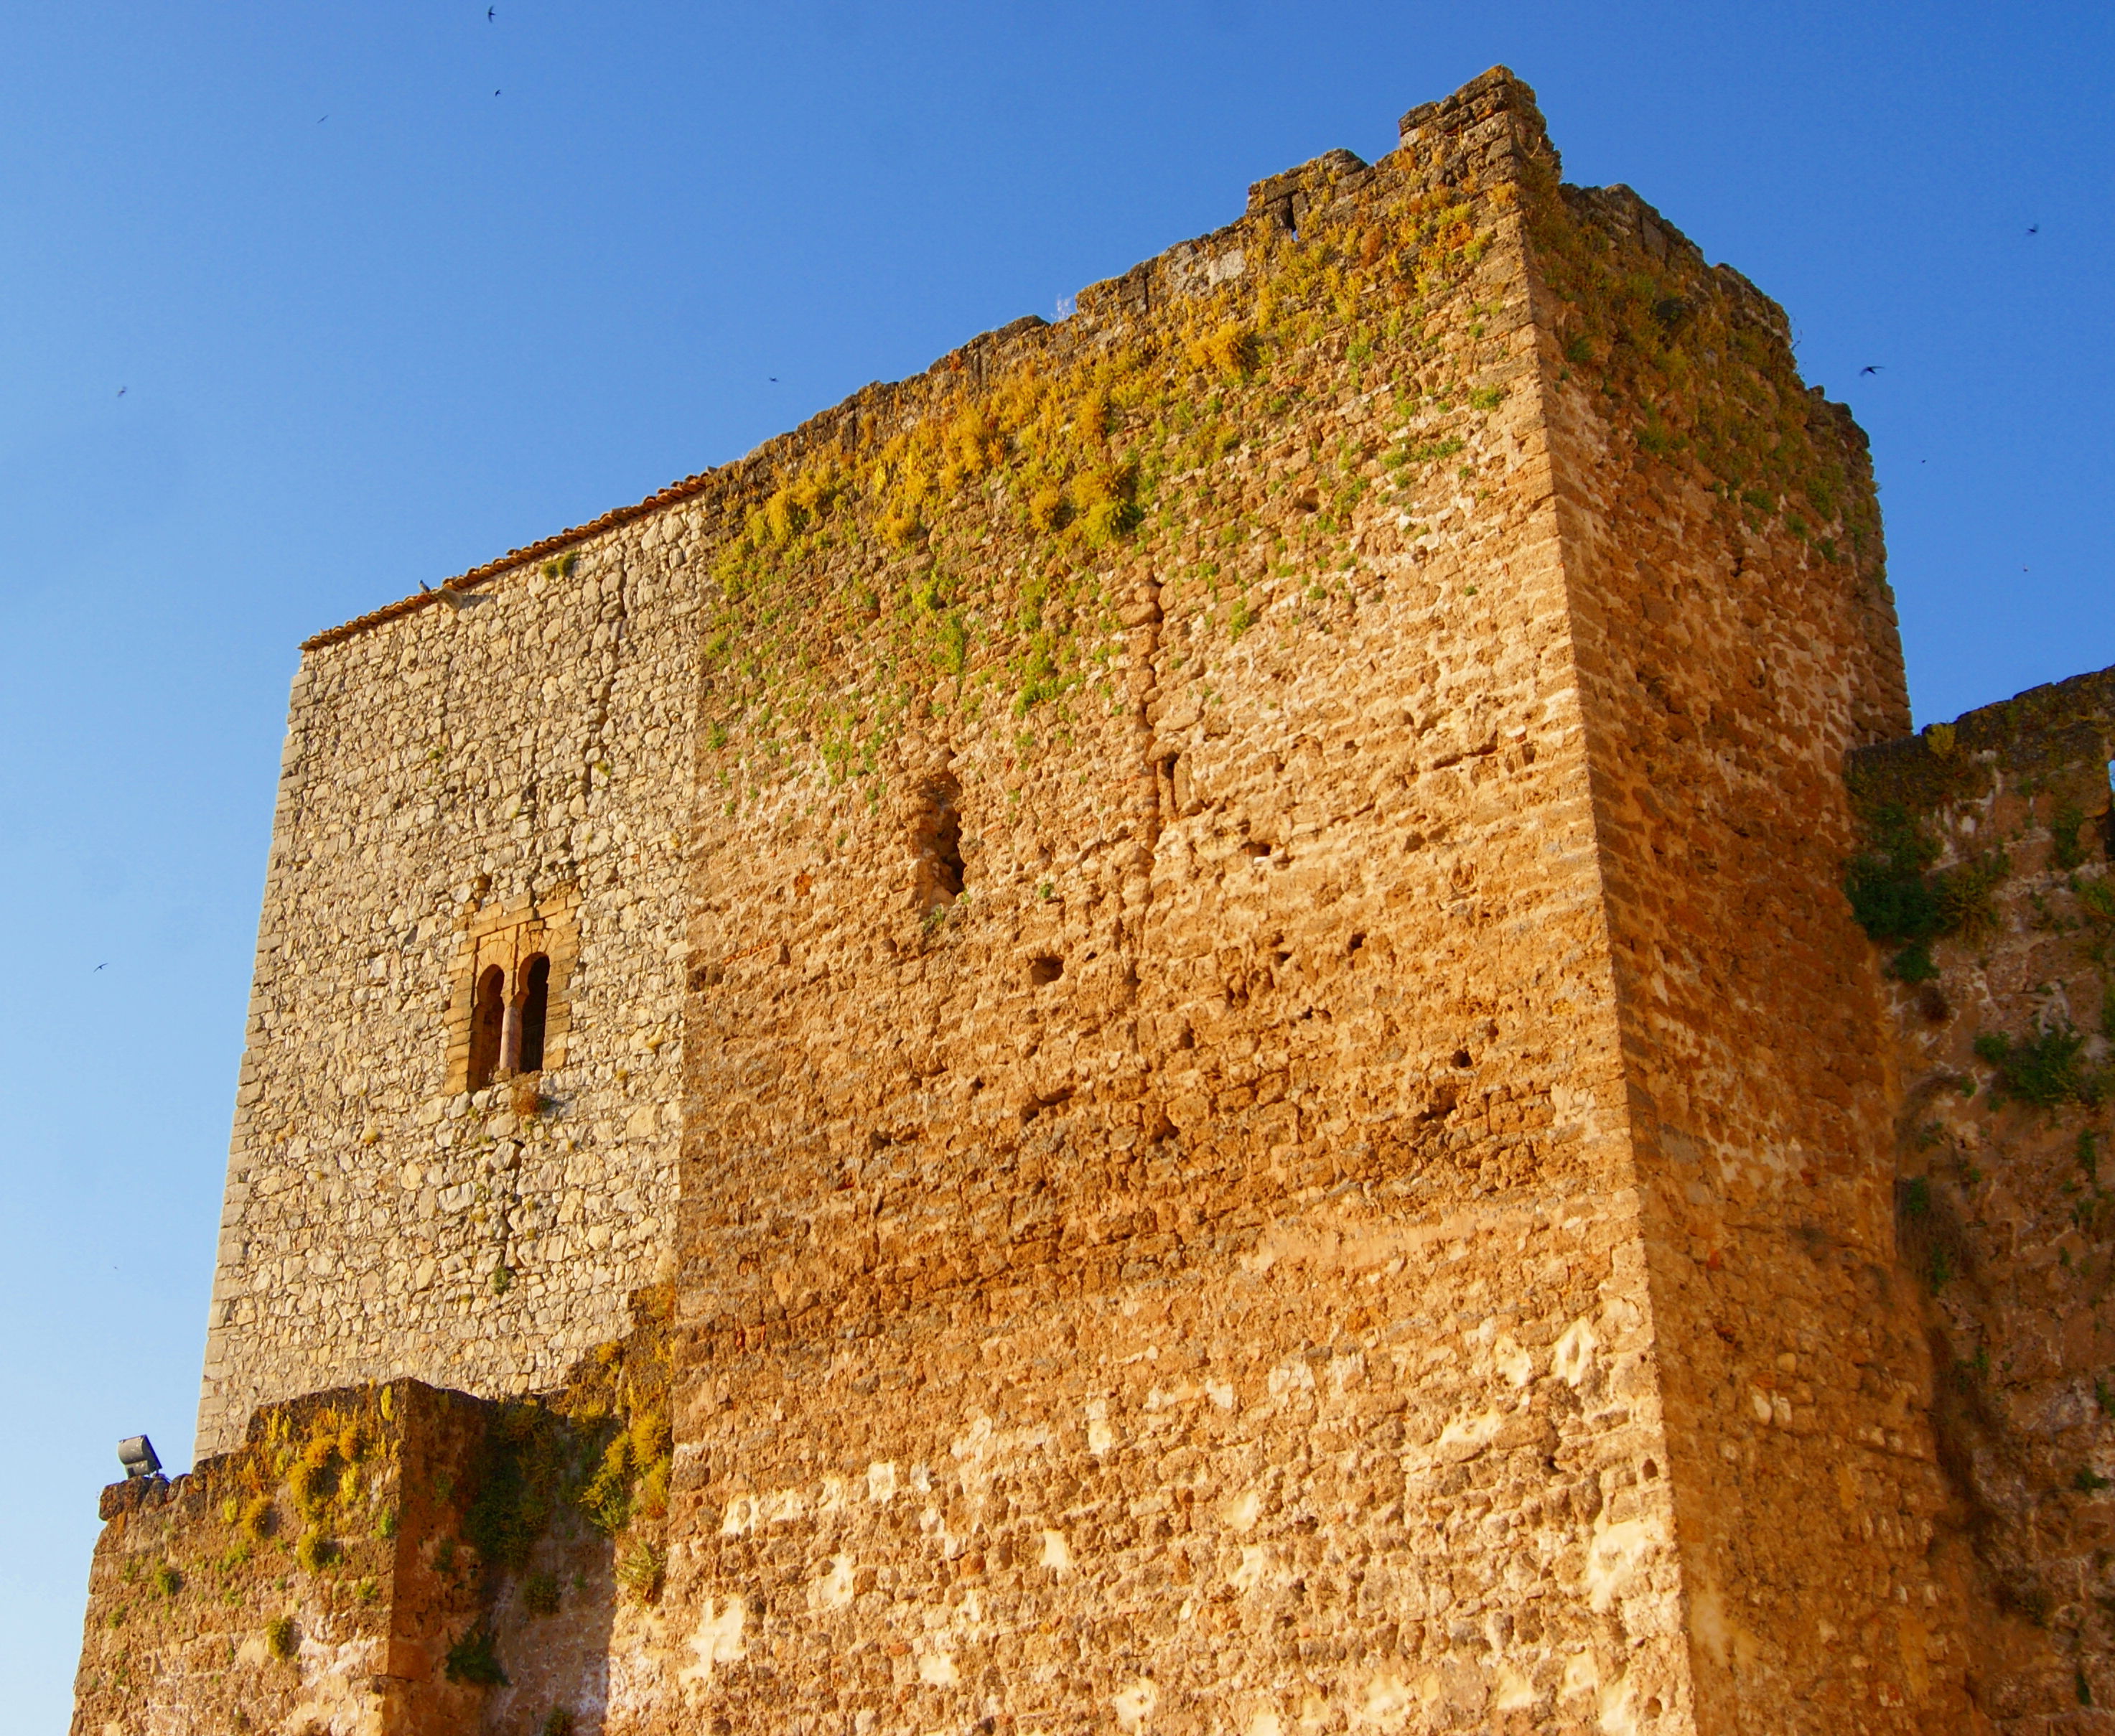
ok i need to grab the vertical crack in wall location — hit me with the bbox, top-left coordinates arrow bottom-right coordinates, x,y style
1121,576 -> 1167,1014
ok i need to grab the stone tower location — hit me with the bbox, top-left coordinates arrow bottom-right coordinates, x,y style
73,68 -> 2115,1736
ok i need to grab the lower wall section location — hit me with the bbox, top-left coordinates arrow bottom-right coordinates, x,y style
73,1382 -> 488,1736
74,1291 -> 673,1736
660,1189 -> 1695,1735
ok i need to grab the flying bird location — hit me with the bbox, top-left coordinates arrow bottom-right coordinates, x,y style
1859,365 -> 1882,375
2028,225 -> 2040,235
769,377 -> 778,383
116,387 -> 126,396
95,963 -> 107,971
488,4 -> 495,16
421,580 -> 482,615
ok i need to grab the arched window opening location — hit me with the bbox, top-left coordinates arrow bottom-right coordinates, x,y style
469,965 -> 506,1091
518,954 -> 551,1072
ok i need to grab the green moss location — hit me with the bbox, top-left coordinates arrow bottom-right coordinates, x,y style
688,172 -> 1513,772
462,1404 -> 569,1569
615,1540 -> 666,1606
1844,799 -> 2008,969
444,1625 -> 508,1687
522,1569 -> 561,1617
1974,1024 -> 2104,1109
1523,167 -> 1875,564
2053,801 -> 2089,871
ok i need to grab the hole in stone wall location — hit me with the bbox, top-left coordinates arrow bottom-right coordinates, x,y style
1451,1048 -> 1473,1068
518,954 -> 551,1070
1020,1086 -> 1075,1125
470,965 -> 505,1091
935,806 -> 964,896
1029,954 -> 1063,986
1243,839 -> 1271,861
1348,932 -> 1366,955
912,776 -> 966,913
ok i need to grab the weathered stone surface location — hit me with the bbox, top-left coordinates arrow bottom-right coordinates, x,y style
1848,671 -> 2115,1729
74,62 -> 2115,1736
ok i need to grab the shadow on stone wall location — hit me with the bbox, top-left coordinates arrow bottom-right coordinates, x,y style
1851,663 -> 2115,1726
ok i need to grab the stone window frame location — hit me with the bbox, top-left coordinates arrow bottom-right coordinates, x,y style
447,886 -> 579,1094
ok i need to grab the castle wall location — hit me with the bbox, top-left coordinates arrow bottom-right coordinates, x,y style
73,1382 -> 495,1736
650,73 -> 1707,1735
1849,670 -> 2115,1728
136,61 -> 2098,1736
1530,169 -> 1981,1724
195,509 -> 701,1455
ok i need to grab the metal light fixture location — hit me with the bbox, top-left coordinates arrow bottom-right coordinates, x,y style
117,1436 -> 162,1480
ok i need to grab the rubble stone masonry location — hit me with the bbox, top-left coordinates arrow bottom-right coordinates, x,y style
75,65 -> 2115,1736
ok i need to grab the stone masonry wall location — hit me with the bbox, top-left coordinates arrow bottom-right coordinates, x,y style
1528,172 -> 1987,1725
73,1381 -> 492,1736
650,71 -> 1699,1736
195,510 -> 700,1456
1849,668 -> 2115,1731
83,1297 -> 678,1736
147,61 -> 2076,1736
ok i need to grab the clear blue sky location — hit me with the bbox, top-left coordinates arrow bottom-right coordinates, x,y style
3,1 -> 2109,1723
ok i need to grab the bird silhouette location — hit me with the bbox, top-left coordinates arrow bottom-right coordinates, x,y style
2028,225 -> 2040,236
421,580 -> 482,615
769,377 -> 779,383
95,963 -> 107,971
487,4 -> 495,16
1860,365 -> 1882,375
116,387 -> 126,396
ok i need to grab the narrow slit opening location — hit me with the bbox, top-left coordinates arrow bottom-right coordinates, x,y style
915,777 -> 967,914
